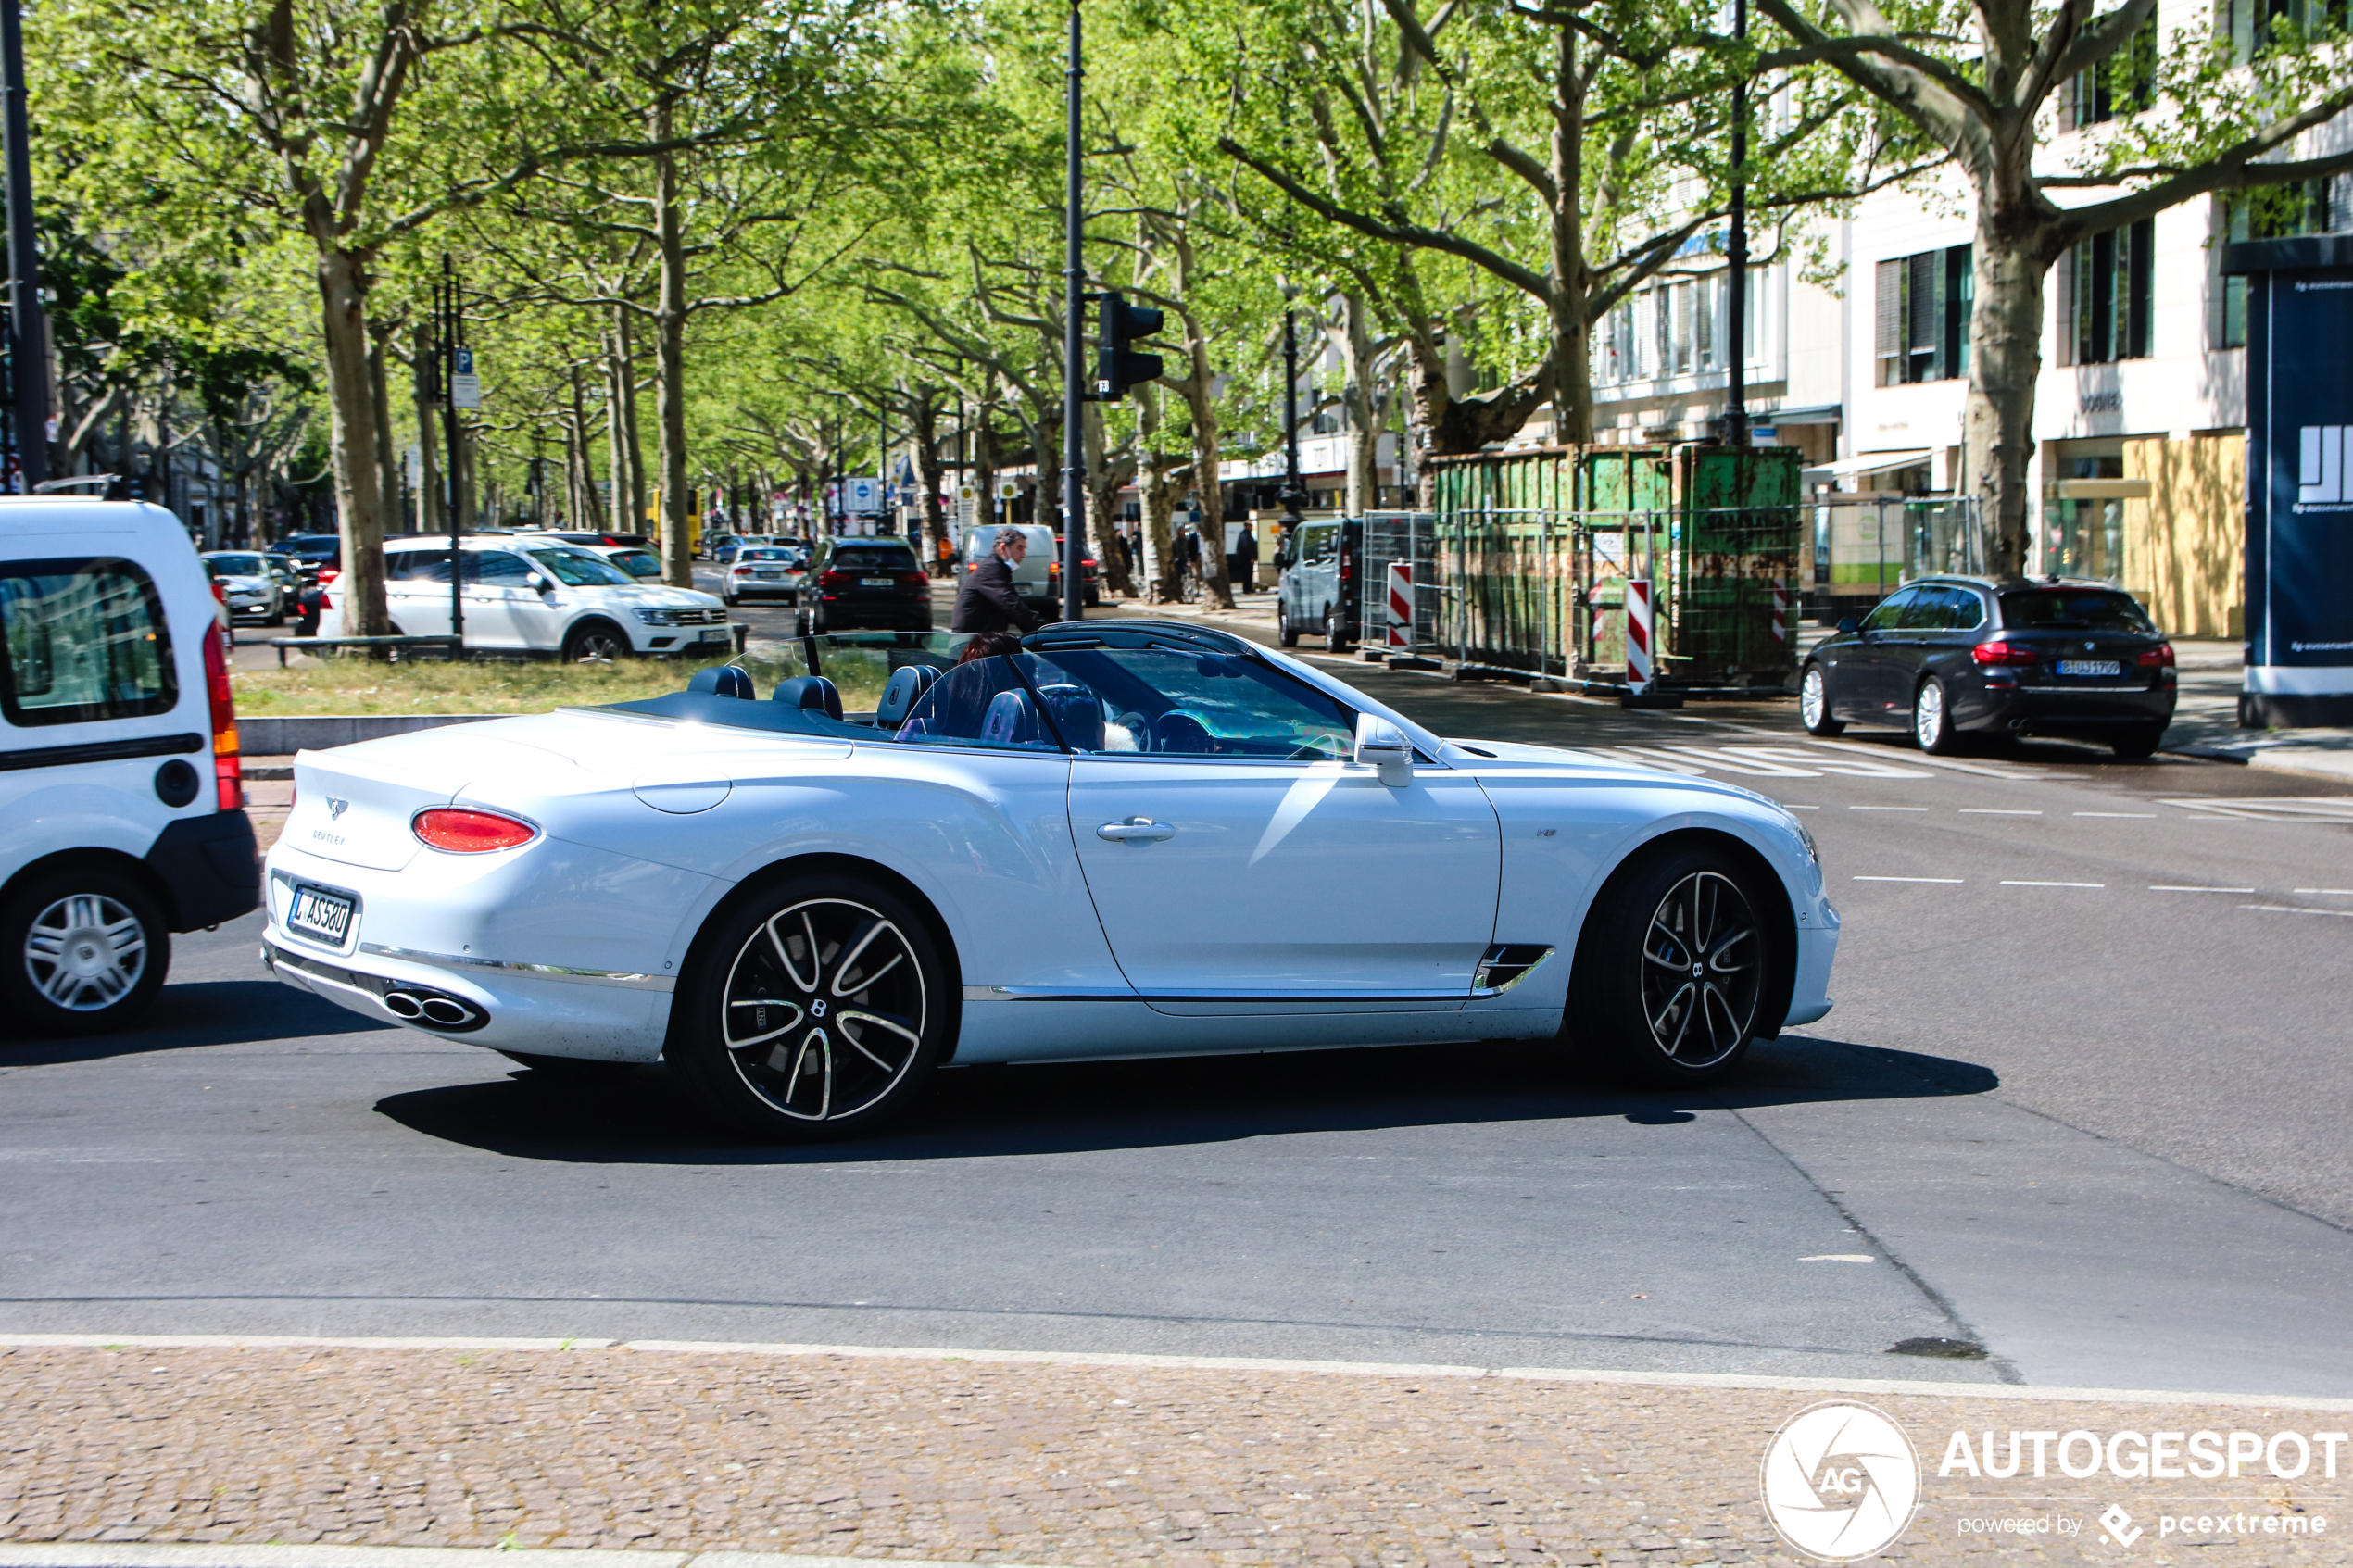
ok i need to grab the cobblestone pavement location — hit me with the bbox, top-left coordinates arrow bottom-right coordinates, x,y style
5,1344 -> 2347,1566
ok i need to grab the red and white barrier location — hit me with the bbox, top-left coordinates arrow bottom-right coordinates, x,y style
1625,577 -> 1654,693
1770,578 -> 1790,644
1387,561 -> 1412,648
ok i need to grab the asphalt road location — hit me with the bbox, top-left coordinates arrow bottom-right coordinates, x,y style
6,580 -> 2350,1400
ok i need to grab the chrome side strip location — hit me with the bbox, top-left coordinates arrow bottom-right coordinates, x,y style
961,984 -> 1472,1004
356,941 -> 674,992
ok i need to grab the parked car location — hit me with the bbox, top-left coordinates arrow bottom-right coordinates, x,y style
1051,534 -> 1103,607
258,620 -> 1835,1139
797,537 -> 933,633
200,549 -> 290,624
511,533 -> 664,582
1,498 -> 260,1035
722,546 -> 806,607
277,533 -> 342,584
319,537 -> 732,660
1799,575 -> 2177,757
1277,516 -> 1364,650
960,523 -> 1057,617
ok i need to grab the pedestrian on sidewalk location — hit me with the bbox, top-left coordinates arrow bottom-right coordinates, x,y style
951,524 -> 1043,650
1230,521 -> 1259,594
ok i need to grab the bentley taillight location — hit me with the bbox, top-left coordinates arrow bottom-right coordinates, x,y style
413,808 -> 537,853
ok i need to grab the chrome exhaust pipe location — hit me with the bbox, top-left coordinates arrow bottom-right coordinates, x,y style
382,985 -> 488,1033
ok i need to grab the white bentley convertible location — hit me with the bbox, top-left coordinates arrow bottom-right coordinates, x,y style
262,621 -> 1836,1139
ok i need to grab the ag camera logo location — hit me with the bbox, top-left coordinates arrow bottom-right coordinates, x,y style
1761,1401 -> 1922,1562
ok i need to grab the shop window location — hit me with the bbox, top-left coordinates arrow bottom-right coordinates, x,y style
2058,220 -> 2153,364
1874,245 -> 1972,385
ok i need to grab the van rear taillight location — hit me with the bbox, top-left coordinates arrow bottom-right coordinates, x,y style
201,623 -> 241,810
413,809 -> 537,853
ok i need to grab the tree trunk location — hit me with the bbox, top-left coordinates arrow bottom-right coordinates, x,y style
369,323 -> 401,533
910,389 -> 950,565
412,322 -> 442,534
973,399 -> 999,534
651,114 -> 693,585
1335,292 -> 1384,515
1137,383 -> 1179,601
608,308 -> 647,535
1545,32 -> 1593,446
316,245 -> 390,636
1965,220 -> 2055,580
1081,400 -> 1139,597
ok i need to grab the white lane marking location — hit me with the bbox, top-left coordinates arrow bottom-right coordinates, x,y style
1853,875 -> 1963,884
1785,804 -> 1822,809
2242,904 -> 2353,919
1621,745 -> 1821,778
1799,737 -> 2063,780
1849,805 -> 1928,811
2075,811 -> 2157,818
1800,1254 -> 1877,1263
2001,881 -> 2106,888
1960,809 -> 2043,815
1752,746 -> 1933,779
1594,746 -> 1708,776
1247,760 -> 1345,867
2150,885 -> 2256,893
2160,797 -> 2353,822
2294,888 -> 2353,896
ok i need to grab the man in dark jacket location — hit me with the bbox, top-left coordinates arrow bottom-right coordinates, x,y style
952,525 -> 1044,637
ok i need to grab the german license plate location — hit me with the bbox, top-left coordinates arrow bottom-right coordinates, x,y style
698,626 -> 729,643
754,569 -> 782,578
287,884 -> 354,945
2056,659 -> 2121,677
860,576 -> 893,586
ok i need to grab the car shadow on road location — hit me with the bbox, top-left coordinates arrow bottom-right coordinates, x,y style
0,980 -> 392,1066
371,1032 -> 1997,1166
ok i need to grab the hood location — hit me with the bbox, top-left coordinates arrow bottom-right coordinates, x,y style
570,583 -> 724,609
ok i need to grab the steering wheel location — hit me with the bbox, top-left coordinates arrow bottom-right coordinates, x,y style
1152,711 -> 1215,755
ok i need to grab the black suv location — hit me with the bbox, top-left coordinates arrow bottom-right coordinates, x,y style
797,538 -> 932,633
1800,576 -> 2176,757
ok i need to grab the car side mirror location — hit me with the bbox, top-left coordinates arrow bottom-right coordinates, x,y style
1353,713 -> 1414,786
527,572 -> 552,593
1836,617 -> 1859,634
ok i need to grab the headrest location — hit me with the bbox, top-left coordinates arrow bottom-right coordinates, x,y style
773,675 -> 843,720
687,665 -> 756,699
1036,684 -> 1102,751
875,663 -> 941,727
980,688 -> 1033,747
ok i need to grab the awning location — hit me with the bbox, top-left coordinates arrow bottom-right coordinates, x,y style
1802,450 -> 1932,484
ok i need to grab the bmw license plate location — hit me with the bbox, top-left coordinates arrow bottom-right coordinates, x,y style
287,884 -> 354,945
2056,659 -> 2122,677
860,576 -> 894,586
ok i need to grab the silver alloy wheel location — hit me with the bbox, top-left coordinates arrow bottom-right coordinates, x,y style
1637,871 -> 1760,1071
24,893 -> 149,1011
1800,666 -> 1829,729
568,624 -> 627,662
1914,679 -> 1947,749
720,897 -> 928,1122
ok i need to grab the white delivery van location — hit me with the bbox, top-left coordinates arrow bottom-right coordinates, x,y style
0,499 -> 259,1034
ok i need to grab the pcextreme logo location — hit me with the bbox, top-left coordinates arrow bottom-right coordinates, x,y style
1760,1401 -> 1923,1562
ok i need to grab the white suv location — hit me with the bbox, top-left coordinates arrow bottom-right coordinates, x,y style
321,537 -> 734,659
1,499 -> 259,1035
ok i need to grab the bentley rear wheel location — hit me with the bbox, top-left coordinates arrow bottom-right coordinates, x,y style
672,872 -> 950,1141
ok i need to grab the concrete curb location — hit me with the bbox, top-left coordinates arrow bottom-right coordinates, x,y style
10,1333 -> 2353,1411
239,715 -> 507,754
0,1548 -> 1056,1568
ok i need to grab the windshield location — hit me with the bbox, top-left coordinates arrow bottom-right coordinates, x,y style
527,547 -> 635,587
607,549 -> 662,577
828,547 -> 917,573
738,548 -> 791,562
205,554 -> 267,576
1999,589 -> 2155,633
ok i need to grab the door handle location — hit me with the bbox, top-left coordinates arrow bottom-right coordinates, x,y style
1097,816 -> 1176,844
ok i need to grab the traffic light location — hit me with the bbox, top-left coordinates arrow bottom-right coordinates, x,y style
1093,291 -> 1164,401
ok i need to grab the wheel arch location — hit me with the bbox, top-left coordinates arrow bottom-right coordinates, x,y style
1569,825 -> 1800,1042
0,847 -> 176,928
664,849 -> 965,1063
560,615 -> 632,659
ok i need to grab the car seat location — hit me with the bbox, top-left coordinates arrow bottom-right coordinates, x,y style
1035,684 -> 1104,750
773,675 -> 843,720
686,665 -> 756,699
980,688 -> 1036,746
875,663 -> 941,728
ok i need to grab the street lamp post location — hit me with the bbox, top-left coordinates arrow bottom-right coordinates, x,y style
1,0 -> 46,490
1281,303 -> 1303,521
1060,0 -> 1087,624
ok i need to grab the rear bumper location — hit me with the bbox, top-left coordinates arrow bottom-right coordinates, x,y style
145,810 -> 260,931
1956,679 -> 2174,734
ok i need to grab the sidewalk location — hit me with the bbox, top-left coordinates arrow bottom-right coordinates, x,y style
2152,642 -> 2353,784
4,1339 -> 2346,1566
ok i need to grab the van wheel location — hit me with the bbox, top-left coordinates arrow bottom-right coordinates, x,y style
1277,604 -> 1300,646
1325,609 -> 1352,650
671,872 -> 950,1142
561,621 -> 630,662
0,867 -> 170,1036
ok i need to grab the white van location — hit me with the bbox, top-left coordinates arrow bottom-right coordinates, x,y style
321,536 -> 733,660
0,499 -> 259,1035
959,523 -> 1056,615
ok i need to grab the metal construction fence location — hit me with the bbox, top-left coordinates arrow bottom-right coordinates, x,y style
1810,495 -> 1988,611
1416,445 -> 1807,691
